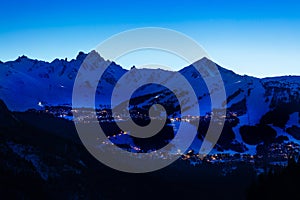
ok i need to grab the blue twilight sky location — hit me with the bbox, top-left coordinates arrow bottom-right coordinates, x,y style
1,0 -> 300,77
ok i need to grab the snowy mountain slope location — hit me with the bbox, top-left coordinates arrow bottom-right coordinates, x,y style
0,51 -> 126,111
0,51 -> 299,153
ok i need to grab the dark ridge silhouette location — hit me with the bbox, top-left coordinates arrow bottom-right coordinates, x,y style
246,156 -> 300,200
0,99 -> 257,200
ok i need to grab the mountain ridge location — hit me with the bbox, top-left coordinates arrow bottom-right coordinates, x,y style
0,50 -> 299,154
3,51 -> 299,79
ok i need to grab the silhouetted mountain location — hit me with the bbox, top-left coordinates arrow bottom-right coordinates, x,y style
0,100 -> 256,200
0,99 -> 19,128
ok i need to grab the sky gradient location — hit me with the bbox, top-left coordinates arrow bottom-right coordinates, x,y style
1,0 -> 300,77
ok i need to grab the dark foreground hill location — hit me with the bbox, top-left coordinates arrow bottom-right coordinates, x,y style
0,99 -> 259,200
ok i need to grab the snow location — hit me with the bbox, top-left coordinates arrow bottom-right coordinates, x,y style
108,132 -> 134,145
1,52 -> 300,154
272,125 -> 299,143
245,79 -> 270,125
243,144 -> 257,155
286,112 -> 299,127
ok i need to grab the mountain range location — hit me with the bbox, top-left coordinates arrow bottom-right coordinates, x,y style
0,51 -> 299,154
